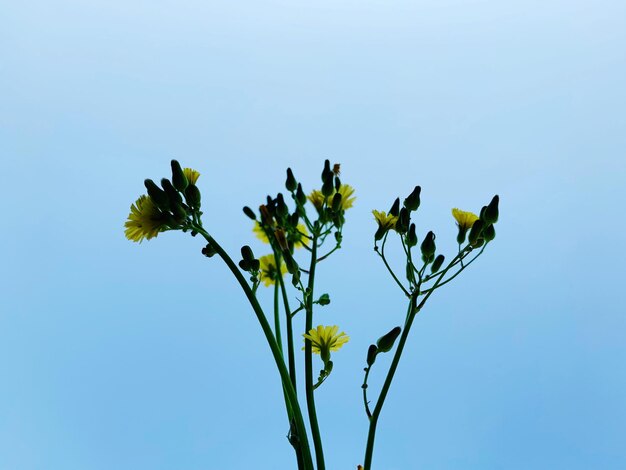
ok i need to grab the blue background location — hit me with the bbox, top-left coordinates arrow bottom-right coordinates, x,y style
1,1 -> 625,469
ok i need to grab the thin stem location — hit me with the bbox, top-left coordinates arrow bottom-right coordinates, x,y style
273,254 -> 283,352
193,226 -> 313,470
376,234 -> 410,297
362,366 -> 373,419
363,252 -> 465,470
279,272 -> 297,390
305,231 -> 326,470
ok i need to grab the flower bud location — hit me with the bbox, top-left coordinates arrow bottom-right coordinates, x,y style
456,226 -> 468,245
144,179 -> 169,209
184,184 -> 201,209
201,243 -> 217,258
396,208 -> 410,234
276,193 -> 288,218
171,202 -> 187,220
296,183 -> 307,206
431,254 -> 445,273
388,198 -> 400,217
161,178 -> 182,204
285,168 -> 297,192
321,159 -> 333,182
420,231 -> 436,259
171,160 -> 188,192
482,223 -> 496,242
334,176 -> 341,192
274,228 -> 289,251
241,245 -> 255,262
484,195 -> 499,224
331,192 -> 342,212
404,186 -> 421,211
377,326 -> 401,353
243,206 -> 256,220
468,220 -> 484,245
366,344 -> 378,366
322,178 -> 334,197
317,294 -> 331,306
407,223 -> 418,247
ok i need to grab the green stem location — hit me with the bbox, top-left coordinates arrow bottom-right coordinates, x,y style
194,227 -> 313,470
279,273 -> 298,390
363,253 -> 464,470
305,231 -> 326,470
273,257 -> 283,352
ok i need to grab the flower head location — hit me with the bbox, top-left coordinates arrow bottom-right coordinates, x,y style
258,254 -> 288,286
452,208 -> 479,230
124,195 -> 168,242
372,210 -> 398,231
308,184 -> 356,211
183,168 -> 200,185
303,325 -> 349,361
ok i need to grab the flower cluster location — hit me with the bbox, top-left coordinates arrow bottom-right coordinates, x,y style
124,161 -> 202,243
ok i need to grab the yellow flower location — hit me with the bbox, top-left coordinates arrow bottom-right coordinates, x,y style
372,210 -> 398,231
253,222 -> 310,249
307,184 -> 356,211
303,325 -> 349,357
124,195 -> 167,242
258,254 -> 288,286
452,208 -> 479,230
183,168 -> 200,185
253,222 -> 270,243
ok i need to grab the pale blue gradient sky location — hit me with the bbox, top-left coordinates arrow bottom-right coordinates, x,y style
1,1 -> 625,469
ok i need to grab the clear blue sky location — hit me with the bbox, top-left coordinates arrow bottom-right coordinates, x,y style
1,1 -> 625,469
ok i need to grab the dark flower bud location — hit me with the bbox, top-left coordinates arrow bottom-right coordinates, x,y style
161,178 -> 182,204
396,208 -> 410,234
484,195 -> 499,224
468,220 -> 484,245
482,223 -> 496,242
201,243 -> 217,258
374,225 -> 386,241
184,184 -> 201,209
377,326 -> 402,353
321,159 -> 333,182
285,168 -> 297,192
250,259 -> 260,271
407,223 -> 418,247
171,202 -> 187,220
473,238 -> 485,248
334,231 -> 342,243
144,179 -> 169,209
456,225 -> 468,245
259,205 -> 273,225
431,254 -> 445,273
404,186 -> 421,212
317,293 -> 331,306
289,212 -> 300,227
322,178 -> 334,197
274,228 -> 289,251
334,176 -> 341,192
388,198 -> 400,217
479,205 -> 488,221
171,160 -> 188,192
331,192 -> 342,212
296,183 -> 307,205
243,206 -> 256,220
420,231 -> 436,259
276,193 -> 288,218
366,344 -> 378,367
241,245 -> 255,262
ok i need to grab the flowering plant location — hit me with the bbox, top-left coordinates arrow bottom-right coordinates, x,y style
124,160 -> 500,469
